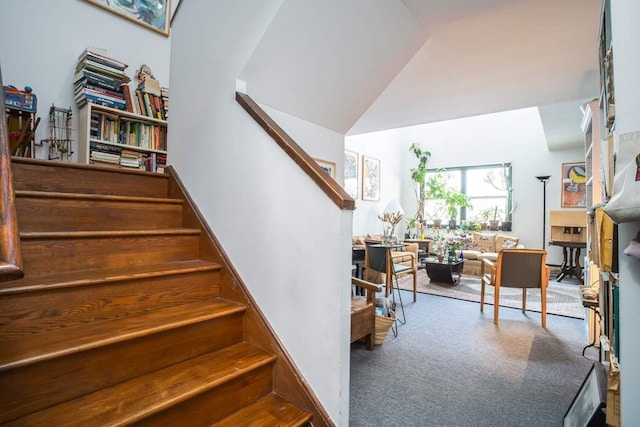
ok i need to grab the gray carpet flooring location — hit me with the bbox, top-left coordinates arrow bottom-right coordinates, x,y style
350,291 -> 598,427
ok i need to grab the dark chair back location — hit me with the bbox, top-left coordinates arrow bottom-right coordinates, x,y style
498,250 -> 545,289
366,243 -> 389,274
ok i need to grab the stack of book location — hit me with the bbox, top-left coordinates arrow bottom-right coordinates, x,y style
74,47 -> 130,110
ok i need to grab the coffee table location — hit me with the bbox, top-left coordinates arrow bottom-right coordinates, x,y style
421,258 -> 464,285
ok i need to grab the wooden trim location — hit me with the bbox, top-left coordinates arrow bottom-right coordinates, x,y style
0,69 -> 24,282
166,166 -> 334,427
235,92 -> 355,211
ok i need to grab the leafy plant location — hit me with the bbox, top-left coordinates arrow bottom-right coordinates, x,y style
444,190 -> 471,220
408,143 -> 431,224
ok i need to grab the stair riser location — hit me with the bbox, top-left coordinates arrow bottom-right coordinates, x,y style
135,364 -> 273,427
11,161 -> 169,197
0,312 -> 245,424
0,270 -> 220,340
21,235 -> 200,275
16,197 -> 183,232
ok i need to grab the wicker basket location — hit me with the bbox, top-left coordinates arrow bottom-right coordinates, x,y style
374,310 -> 397,345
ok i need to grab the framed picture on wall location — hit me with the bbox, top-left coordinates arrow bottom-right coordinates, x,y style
84,0 -> 171,36
344,150 -> 358,199
313,158 -> 336,179
362,155 -> 380,201
561,162 -> 587,208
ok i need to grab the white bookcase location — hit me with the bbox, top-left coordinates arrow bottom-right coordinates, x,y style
77,103 -> 167,172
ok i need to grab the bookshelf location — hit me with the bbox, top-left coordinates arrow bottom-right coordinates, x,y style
77,103 -> 167,173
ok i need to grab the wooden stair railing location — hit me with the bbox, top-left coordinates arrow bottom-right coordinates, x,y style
0,68 -> 24,282
236,92 -> 355,211
1,158 -> 330,426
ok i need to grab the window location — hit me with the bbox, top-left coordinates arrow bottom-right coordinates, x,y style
423,163 -> 512,226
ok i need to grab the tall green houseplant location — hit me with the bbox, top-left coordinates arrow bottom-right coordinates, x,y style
409,143 -> 431,225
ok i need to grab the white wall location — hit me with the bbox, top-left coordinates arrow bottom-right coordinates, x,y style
347,107 -> 585,265
262,104 -> 345,183
345,130 -> 407,236
610,0 -> 640,424
0,0 -> 172,161
169,1 -> 351,424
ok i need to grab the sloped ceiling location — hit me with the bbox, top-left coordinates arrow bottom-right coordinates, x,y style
240,0 -> 602,149
239,0 -> 428,134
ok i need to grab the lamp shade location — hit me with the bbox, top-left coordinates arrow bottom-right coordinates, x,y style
383,198 -> 404,215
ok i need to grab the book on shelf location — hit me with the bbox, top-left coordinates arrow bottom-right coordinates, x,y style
74,69 -> 123,92
121,83 -> 135,114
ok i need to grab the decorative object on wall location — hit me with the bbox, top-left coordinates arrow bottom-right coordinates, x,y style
362,155 -> 380,201
344,149 -> 358,199
84,0 -> 171,36
313,158 -> 336,179
536,175 -> 551,250
561,162 -> 586,208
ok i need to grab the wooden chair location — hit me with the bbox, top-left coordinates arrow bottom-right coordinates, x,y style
481,249 -> 551,327
364,243 -> 418,302
351,277 -> 382,350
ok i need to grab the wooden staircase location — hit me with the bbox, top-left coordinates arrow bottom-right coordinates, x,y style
0,158 -> 328,426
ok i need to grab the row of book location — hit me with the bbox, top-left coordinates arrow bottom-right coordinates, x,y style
90,112 -> 167,152
74,47 -> 129,110
74,47 -> 170,121
90,142 -> 166,172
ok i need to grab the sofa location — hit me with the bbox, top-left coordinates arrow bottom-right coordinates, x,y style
457,232 -> 522,276
352,234 -> 418,283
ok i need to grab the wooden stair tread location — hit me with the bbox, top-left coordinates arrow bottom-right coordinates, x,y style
0,299 -> 245,371
12,343 -> 276,426
15,190 -> 183,204
20,228 -> 201,239
212,394 -> 312,427
0,259 -> 221,294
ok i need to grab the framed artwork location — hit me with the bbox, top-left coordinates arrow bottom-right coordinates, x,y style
362,155 -> 380,201
563,362 -> 606,427
344,150 -> 358,198
561,162 -> 587,208
314,158 -> 336,179
84,0 -> 171,36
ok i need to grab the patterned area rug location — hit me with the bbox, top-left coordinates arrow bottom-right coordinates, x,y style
395,269 -> 584,319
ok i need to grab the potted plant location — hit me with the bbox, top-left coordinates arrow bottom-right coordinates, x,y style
425,169 -> 447,227
488,205 -> 503,231
444,189 -> 471,229
502,202 -> 516,231
408,143 -> 431,226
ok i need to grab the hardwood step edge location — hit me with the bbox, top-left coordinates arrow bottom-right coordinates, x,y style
20,228 -> 201,239
0,299 -> 246,372
11,156 -> 170,178
0,260 -> 221,295
212,394 -> 313,427
15,190 -> 183,204
11,343 -> 277,426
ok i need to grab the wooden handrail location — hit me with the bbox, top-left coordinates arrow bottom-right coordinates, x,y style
0,68 -> 24,281
236,92 -> 355,211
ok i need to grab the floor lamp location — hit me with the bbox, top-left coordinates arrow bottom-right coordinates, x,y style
535,175 -> 551,249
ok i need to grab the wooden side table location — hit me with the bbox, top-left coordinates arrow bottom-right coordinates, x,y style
549,240 -> 586,283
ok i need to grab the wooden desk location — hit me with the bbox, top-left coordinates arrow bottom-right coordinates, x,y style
549,240 -> 586,282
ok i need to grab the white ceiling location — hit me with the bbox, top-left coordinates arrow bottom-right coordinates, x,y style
241,0 -> 602,150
